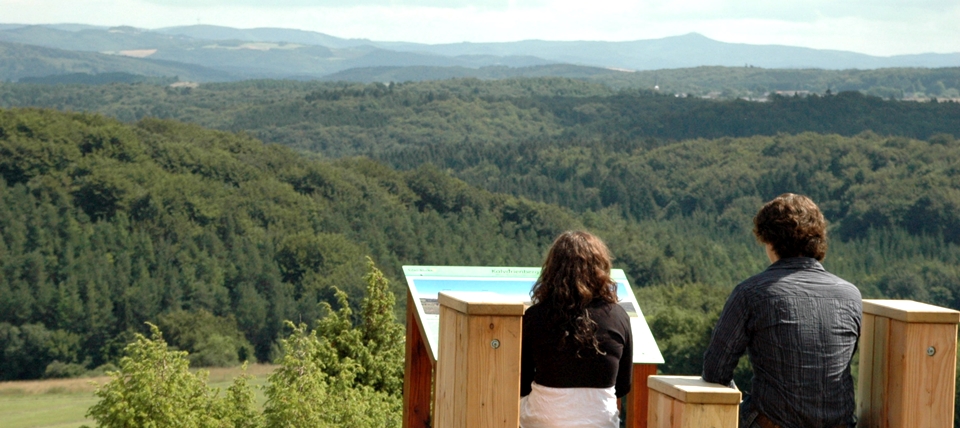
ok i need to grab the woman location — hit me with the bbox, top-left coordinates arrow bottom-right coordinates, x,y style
520,231 -> 633,428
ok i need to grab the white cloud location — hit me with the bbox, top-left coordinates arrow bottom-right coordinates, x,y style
138,0 -> 520,9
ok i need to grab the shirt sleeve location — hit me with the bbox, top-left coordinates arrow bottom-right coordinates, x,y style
702,285 -> 750,386
520,308 -> 536,397
615,310 -> 633,397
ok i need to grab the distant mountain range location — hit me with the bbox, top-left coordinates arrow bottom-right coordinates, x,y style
0,40 -> 232,82
1,23 -> 958,83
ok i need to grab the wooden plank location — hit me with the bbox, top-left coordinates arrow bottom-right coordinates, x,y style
465,314 -> 522,427
434,305 -> 463,428
886,319 -> 906,428
870,315 -> 889,428
897,322 -> 958,428
438,291 -> 526,316
647,390 -> 675,428
495,315 -> 523,427
941,324 -> 958,425
403,291 -> 434,428
436,294 -> 525,428
625,363 -> 658,428
671,395 -> 684,428
680,402 -> 738,428
863,299 -> 960,324
465,313 -> 481,426
647,376 -> 741,404
856,313 -> 875,427
452,311 -> 467,427
858,302 -> 960,428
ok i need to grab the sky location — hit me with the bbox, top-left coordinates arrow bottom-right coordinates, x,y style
3,0 -> 959,57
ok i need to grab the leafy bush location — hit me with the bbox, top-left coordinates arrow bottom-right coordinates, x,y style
86,259 -> 404,427
43,360 -> 88,379
157,310 -> 255,367
262,258 -> 403,427
86,324 -> 259,428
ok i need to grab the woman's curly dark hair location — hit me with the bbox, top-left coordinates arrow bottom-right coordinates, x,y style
531,231 -> 618,356
753,193 -> 828,261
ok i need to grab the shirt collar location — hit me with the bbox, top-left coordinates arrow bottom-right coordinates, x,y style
766,257 -> 824,271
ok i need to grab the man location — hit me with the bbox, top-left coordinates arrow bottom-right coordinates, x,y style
702,193 -> 861,428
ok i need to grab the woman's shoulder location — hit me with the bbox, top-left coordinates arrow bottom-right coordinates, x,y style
588,300 -> 628,319
523,302 -> 548,320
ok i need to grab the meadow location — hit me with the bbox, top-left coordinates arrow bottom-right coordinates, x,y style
0,364 -> 276,428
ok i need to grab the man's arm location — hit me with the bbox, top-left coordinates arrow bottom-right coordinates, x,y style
702,286 -> 750,386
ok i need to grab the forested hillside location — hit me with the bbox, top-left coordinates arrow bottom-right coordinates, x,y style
0,108 -> 580,379
324,65 -> 960,100
598,66 -> 960,99
3,78 -> 960,398
2,79 -> 958,150
0,40 -> 232,82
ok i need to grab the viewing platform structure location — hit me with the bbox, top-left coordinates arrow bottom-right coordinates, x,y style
401,265 -> 959,428
400,265 -> 662,428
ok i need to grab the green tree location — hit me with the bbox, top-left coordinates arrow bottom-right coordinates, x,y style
315,257 -> 404,395
262,259 -> 403,427
86,323 -> 259,428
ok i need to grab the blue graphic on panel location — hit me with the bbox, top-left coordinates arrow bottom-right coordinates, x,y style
412,279 -> 535,296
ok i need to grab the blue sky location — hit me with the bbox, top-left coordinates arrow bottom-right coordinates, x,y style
3,0 -> 958,56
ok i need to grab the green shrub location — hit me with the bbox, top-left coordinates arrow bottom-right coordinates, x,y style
43,360 -> 87,379
86,324 -> 259,428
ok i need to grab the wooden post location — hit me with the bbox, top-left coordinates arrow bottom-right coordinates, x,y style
624,363 -> 658,428
857,300 -> 960,428
434,291 -> 525,428
403,291 -> 434,428
647,375 -> 740,428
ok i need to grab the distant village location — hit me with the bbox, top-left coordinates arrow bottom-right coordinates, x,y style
665,87 -> 960,103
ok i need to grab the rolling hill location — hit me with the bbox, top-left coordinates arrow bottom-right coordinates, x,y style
154,25 -> 960,70
0,25 -> 555,80
0,40 -> 234,82
1,23 -> 958,84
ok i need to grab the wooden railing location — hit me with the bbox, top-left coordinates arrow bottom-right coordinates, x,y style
404,298 -> 959,428
646,299 -> 960,428
857,299 -> 959,428
647,375 -> 740,428
403,290 -> 658,428
433,291 -> 525,428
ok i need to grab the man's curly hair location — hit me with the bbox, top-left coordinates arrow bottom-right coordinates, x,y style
753,193 -> 828,261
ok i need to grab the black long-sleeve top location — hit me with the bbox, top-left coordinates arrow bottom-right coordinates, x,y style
520,300 -> 633,398
702,257 -> 862,428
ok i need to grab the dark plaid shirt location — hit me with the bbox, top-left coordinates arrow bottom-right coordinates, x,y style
702,257 -> 862,428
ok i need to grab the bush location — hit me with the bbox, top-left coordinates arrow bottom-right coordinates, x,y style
157,310 -> 256,368
43,360 -> 87,379
86,324 -> 259,428
262,258 -> 403,427
85,258 -> 404,427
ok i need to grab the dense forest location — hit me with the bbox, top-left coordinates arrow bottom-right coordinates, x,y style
0,107 -> 579,379
596,66 -> 960,99
2,79 -> 957,154
2,78 -> 960,423
323,65 -> 960,100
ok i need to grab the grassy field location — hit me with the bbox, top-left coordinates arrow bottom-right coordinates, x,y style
0,364 -> 277,428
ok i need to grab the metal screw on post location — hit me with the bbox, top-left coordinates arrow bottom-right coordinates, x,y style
927,346 -> 936,357
491,339 -> 500,349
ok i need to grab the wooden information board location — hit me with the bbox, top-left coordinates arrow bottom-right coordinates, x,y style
403,265 -> 664,364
